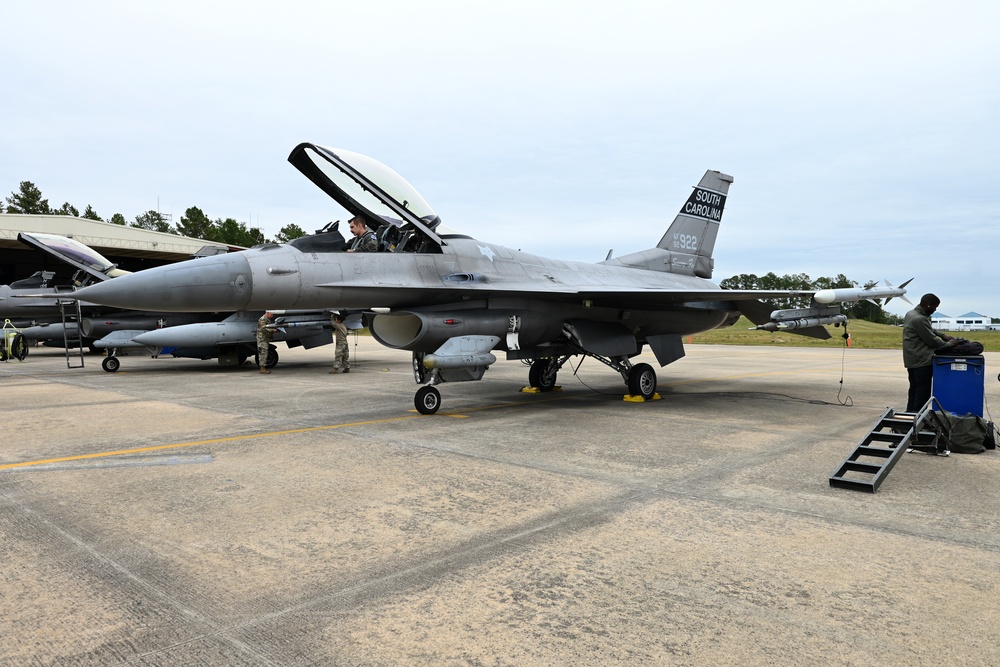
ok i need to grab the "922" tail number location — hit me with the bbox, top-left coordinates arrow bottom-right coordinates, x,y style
672,233 -> 699,251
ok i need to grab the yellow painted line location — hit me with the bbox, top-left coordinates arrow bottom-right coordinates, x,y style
1,392 -> 583,471
0,414 -> 424,471
404,409 -> 471,419
12,368 -> 848,471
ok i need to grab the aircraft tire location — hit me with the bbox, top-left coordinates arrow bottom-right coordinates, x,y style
627,363 -> 657,400
528,358 -> 557,391
415,386 -> 441,415
256,346 -> 279,369
10,333 -> 28,361
0,345 -> 7,362
102,356 -> 121,373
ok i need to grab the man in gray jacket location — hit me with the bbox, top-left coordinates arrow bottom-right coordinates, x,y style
903,293 -> 956,411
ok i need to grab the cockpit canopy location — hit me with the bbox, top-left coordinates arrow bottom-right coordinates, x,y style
17,232 -> 128,284
288,143 -> 455,253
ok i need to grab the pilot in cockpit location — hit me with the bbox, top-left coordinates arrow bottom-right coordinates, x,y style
346,215 -> 378,253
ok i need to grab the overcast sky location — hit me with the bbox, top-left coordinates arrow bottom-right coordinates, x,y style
3,1 -> 998,318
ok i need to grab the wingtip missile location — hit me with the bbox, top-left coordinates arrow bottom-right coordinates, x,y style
881,278 -> 913,305
812,280 -> 910,305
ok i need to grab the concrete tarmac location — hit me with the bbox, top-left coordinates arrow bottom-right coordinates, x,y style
2,339 -> 999,666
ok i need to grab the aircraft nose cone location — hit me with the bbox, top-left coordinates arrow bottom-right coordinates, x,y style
73,253 -> 254,312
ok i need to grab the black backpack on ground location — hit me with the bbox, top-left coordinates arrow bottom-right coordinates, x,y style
933,411 -> 990,453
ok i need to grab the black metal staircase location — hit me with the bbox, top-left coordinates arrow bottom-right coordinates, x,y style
829,400 -> 950,493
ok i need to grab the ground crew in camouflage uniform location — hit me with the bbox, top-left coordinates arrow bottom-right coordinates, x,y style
257,311 -> 275,374
329,312 -> 350,374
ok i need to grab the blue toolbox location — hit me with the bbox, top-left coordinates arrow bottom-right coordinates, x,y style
933,355 -> 985,417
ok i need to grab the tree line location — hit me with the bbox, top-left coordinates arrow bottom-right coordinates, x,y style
2,180 -> 307,247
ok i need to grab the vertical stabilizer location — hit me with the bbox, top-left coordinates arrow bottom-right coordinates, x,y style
655,170 -> 732,278
605,170 -> 732,278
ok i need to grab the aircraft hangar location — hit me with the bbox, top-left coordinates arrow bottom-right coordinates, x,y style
0,213 -> 238,286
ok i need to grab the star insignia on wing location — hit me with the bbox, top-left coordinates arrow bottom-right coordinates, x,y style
478,245 -> 496,262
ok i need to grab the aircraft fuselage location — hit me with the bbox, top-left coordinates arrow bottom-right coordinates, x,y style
72,237 -> 734,344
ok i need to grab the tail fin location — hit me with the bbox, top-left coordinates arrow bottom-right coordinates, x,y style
606,170 -> 733,278
656,170 -> 732,278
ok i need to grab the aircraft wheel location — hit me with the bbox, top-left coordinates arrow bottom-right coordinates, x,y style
9,333 -> 28,361
256,346 -> 279,369
528,358 -> 557,391
0,345 -> 7,362
102,356 -> 121,373
412,352 -> 427,383
415,386 -> 441,415
627,363 -> 657,400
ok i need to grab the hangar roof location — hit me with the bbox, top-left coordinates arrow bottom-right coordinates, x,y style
0,213 -> 239,261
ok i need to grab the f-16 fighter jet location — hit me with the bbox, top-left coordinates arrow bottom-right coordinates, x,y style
0,232 -> 129,330
73,143 -> 906,414
7,231 -> 347,370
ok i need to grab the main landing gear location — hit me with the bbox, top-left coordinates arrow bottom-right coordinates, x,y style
626,363 -> 657,401
528,357 -> 559,392
526,352 -> 657,401
409,350 -> 658,415
255,344 -> 279,369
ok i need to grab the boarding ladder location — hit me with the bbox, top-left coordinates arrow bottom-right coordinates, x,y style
829,399 -> 950,493
60,298 -> 85,369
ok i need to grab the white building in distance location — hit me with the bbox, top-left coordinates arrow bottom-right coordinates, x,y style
931,312 -> 998,331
